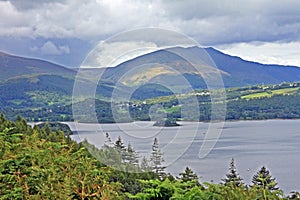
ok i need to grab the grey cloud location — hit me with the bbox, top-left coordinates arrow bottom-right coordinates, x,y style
0,0 -> 300,46
9,0 -> 66,10
160,0 -> 300,44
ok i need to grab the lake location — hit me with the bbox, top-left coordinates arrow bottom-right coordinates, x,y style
66,119 -> 300,193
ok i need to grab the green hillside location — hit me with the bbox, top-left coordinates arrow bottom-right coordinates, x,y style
0,51 -> 75,81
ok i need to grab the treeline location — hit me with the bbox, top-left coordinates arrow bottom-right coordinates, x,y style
140,92 -> 300,122
4,92 -> 300,123
1,114 -> 300,199
2,82 -> 300,122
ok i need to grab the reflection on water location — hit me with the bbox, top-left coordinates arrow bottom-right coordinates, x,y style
67,119 -> 300,193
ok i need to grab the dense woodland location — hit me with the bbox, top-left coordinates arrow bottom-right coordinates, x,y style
0,114 -> 299,199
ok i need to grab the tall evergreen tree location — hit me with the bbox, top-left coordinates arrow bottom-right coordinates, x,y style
103,132 -> 113,148
140,156 -> 151,172
124,142 -> 139,166
222,158 -> 243,187
177,166 -> 199,182
114,136 -> 126,157
252,166 -> 279,191
150,137 -> 166,179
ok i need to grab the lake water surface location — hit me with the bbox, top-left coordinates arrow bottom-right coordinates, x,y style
67,120 -> 300,193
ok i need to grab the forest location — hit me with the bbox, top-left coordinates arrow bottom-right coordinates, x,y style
0,114 -> 299,199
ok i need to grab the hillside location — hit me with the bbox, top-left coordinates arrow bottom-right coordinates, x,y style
0,52 -> 121,111
102,46 -> 300,89
0,51 -> 76,81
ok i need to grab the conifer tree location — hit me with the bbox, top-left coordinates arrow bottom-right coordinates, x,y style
178,166 -> 199,182
114,136 -> 134,165
252,166 -> 279,191
150,137 -> 166,179
140,156 -> 151,171
125,142 -> 139,166
103,132 -> 113,148
114,136 -> 126,154
222,158 -> 243,187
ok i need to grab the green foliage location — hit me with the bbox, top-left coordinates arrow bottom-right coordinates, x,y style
127,179 -> 175,200
0,115 -> 296,199
0,116 -> 123,199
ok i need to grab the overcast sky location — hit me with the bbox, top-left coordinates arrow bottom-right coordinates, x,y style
0,0 -> 300,67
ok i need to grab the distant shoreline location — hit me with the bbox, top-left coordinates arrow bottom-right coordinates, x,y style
28,117 -> 300,125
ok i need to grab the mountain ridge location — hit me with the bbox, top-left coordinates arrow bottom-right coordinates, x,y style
0,51 -> 76,81
100,46 -> 300,88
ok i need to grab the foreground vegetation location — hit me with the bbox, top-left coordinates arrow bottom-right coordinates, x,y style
0,114 -> 299,199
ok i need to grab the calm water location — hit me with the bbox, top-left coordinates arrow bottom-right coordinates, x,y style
66,120 -> 300,193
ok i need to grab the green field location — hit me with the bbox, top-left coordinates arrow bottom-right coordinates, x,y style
164,105 -> 181,113
241,87 -> 299,100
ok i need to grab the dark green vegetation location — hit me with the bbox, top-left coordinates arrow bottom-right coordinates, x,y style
35,122 -> 73,136
3,81 -> 300,123
0,115 -> 299,199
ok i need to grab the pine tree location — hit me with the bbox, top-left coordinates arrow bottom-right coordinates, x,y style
222,158 -> 243,187
114,136 -> 126,154
177,166 -> 199,182
252,166 -> 279,191
150,137 -> 166,179
125,142 -> 139,166
103,132 -> 113,148
140,156 -> 151,172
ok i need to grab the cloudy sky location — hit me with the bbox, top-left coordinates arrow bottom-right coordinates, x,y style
0,0 -> 300,67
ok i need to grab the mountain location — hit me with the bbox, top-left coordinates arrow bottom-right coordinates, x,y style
102,46 -> 300,89
0,51 -> 76,81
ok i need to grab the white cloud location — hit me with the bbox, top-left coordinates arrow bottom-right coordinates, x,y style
83,41 -> 162,68
31,41 -> 70,55
216,41 -> 300,67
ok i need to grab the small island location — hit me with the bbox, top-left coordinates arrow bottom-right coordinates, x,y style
153,118 -> 180,127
